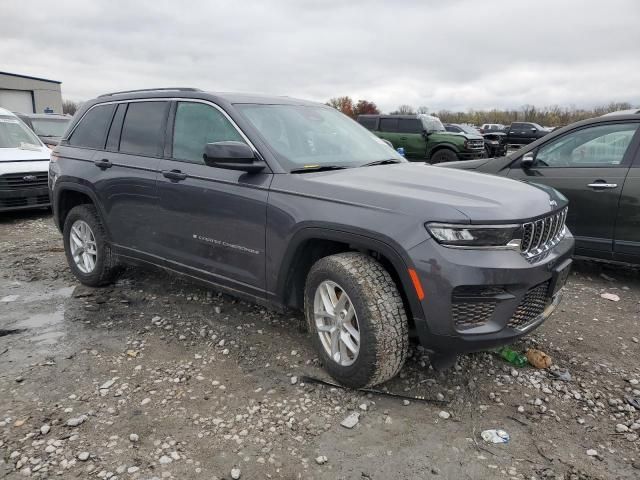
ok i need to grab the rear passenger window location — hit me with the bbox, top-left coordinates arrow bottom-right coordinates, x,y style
172,102 -> 245,164
379,118 -> 399,132
68,104 -> 115,149
119,102 -> 168,157
358,117 -> 377,130
399,118 -> 423,133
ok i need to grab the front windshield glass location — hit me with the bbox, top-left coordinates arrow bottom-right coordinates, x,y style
419,115 -> 445,132
236,104 -> 404,170
30,118 -> 70,137
459,124 -> 480,135
0,116 -> 42,148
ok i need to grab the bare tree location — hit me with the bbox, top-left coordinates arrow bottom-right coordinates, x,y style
416,106 -> 429,114
390,104 -> 415,115
62,99 -> 81,116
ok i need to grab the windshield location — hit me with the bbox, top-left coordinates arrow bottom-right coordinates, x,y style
30,117 -> 70,137
458,124 -> 480,135
0,116 -> 42,148
419,115 -> 445,132
236,104 -> 403,170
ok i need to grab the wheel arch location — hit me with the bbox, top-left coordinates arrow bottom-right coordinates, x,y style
275,226 -> 424,324
53,183 -> 111,239
428,143 -> 460,160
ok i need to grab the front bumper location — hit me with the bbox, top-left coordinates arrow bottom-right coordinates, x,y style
407,232 -> 574,354
457,149 -> 486,160
0,186 -> 50,212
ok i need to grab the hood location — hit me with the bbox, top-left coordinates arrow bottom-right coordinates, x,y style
293,163 -> 565,224
437,131 -> 483,141
0,146 -> 51,175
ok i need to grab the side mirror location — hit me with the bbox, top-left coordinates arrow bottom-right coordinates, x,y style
203,141 -> 265,173
521,151 -> 535,168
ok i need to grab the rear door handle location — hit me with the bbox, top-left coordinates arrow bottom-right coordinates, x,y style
162,169 -> 188,181
587,182 -> 618,189
94,158 -> 112,169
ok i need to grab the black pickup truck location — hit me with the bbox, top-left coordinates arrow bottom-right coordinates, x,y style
505,122 -> 549,147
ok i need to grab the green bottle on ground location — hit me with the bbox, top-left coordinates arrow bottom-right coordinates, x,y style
497,347 -> 528,367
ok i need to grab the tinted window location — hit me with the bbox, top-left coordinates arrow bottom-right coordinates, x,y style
358,117 -> 377,130
379,118 -> 399,132
172,102 -> 245,164
398,118 -> 423,133
68,104 -> 115,149
445,125 -> 459,133
119,102 -> 168,157
535,123 -> 638,167
105,104 -> 126,151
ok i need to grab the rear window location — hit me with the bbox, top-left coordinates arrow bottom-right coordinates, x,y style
68,104 -> 116,149
357,117 -> 377,130
379,118 -> 399,132
119,102 -> 168,157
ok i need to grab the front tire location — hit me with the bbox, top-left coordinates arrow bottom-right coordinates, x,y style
430,149 -> 458,164
63,204 -> 120,287
304,252 -> 409,388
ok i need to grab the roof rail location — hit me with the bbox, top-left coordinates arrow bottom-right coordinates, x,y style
98,87 -> 202,98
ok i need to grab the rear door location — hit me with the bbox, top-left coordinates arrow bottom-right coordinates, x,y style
154,100 -> 271,294
508,123 -> 526,144
96,100 -> 169,253
507,121 -> 640,256
398,118 -> 426,157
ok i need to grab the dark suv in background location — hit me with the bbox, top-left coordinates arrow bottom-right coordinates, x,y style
357,114 -> 486,163
50,88 -> 574,387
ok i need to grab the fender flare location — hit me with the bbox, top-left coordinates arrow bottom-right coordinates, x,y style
275,225 -> 425,322
53,181 -> 112,239
427,143 -> 460,160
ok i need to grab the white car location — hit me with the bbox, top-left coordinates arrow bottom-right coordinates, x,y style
0,107 -> 52,212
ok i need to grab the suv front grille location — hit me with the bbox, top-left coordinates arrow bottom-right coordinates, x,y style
466,139 -> 484,150
0,194 -> 50,208
520,208 -> 567,259
0,172 -> 49,190
507,281 -> 549,331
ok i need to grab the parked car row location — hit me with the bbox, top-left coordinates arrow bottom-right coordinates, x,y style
357,114 -> 486,163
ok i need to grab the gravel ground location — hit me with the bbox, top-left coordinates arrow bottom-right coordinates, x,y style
1,211 -> 640,480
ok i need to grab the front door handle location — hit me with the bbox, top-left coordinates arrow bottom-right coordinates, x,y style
94,158 -> 112,169
162,169 -> 188,181
587,182 -> 618,190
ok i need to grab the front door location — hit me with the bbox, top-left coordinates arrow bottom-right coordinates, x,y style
507,122 -> 640,256
154,101 -> 272,295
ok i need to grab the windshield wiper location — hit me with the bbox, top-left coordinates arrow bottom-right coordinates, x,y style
360,159 -> 402,167
290,165 -> 349,174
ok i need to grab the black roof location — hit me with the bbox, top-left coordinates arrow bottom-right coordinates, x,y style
0,71 -> 61,84
358,114 -> 420,119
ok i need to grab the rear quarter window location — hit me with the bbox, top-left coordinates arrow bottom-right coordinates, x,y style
68,104 -> 116,149
398,119 -> 422,133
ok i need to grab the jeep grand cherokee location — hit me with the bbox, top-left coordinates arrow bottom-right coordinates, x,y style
49,88 -> 574,388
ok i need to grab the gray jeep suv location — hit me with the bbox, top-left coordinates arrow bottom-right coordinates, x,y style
49,88 -> 574,388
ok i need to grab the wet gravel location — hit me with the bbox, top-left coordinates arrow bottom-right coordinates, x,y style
1,211 -> 640,479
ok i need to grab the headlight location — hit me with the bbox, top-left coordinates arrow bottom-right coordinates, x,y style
426,223 -> 522,249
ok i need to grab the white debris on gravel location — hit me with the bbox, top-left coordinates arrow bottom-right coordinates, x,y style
340,412 -> 360,429
315,455 -> 328,465
600,292 -> 620,302
438,411 -> 451,420
231,466 -> 241,479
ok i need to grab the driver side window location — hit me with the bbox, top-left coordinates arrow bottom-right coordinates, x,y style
535,123 -> 638,168
172,102 -> 245,164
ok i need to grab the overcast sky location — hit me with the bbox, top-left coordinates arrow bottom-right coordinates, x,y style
2,0 -> 639,112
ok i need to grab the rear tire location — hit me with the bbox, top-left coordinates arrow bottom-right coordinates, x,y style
430,149 -> 458,164
63,204 -> 120,287
304,252 -> 409,388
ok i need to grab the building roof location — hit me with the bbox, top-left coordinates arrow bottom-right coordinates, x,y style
0,71 -> 61,84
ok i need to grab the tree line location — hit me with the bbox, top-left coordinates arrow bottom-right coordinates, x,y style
327,96 -> 637,127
